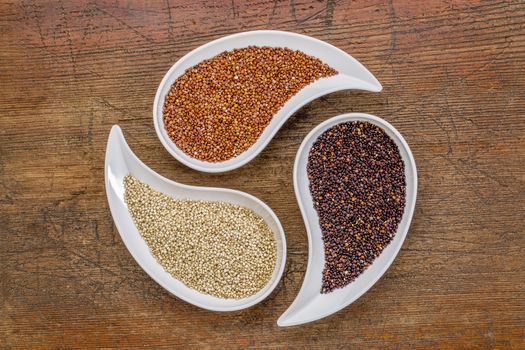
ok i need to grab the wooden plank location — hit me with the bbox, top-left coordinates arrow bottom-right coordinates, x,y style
1,0 -> 524,348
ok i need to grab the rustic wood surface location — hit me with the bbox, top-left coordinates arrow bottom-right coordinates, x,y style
1,0 -> 524,348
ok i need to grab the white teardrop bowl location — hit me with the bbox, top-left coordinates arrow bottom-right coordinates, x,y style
278,113 -> 417,326
105,125 -> 286,311
153,30 -> 382,173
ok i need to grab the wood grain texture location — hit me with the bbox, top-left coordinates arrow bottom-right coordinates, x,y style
1,0 -> 524,348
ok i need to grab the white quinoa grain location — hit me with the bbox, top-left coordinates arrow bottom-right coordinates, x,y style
123,175 -> 277,299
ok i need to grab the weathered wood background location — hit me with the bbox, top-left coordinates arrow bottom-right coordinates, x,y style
1,0 -> 524,348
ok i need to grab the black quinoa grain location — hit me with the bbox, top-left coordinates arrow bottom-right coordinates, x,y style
307,121 -> 406,293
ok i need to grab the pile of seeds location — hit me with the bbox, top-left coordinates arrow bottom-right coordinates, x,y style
307,121 -> 406,293
123,175 -> 277,299
163,46 -> 337,162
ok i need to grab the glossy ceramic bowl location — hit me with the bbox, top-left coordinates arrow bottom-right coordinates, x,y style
105,125 -> 287,311
153,30 -> 382,173
278,113 -> 417,326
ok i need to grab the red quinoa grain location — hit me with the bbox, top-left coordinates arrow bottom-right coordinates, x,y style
163,46 -> 337,162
